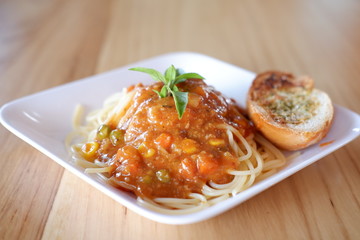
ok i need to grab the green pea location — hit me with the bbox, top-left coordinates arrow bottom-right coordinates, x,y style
140,175 -> 152,184
110,129 -> 125,146
96,124 -> 111,140
156,169 -> 170,183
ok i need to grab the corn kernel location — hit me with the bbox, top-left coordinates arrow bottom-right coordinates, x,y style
181,139 -> 198,154
208,138 -> 225,146
138,143 -> 147,153
144,148 -> 156,158
138,143 -> 156,158
81,141 -> 99,159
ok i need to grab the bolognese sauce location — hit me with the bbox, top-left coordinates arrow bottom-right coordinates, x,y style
79,79 -> 253,199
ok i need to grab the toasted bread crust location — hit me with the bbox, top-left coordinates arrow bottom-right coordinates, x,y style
249,71 -> 314,101
247,71 -> 334,151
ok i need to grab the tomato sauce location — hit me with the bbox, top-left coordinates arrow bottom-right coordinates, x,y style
83,79 -> 253,199
319,140 -> 334,147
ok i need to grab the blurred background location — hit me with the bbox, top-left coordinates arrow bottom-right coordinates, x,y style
0,0 -> 359,239
1,0 -> 359,108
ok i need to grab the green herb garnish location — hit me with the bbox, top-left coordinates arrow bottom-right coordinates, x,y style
129,65 -> 204,119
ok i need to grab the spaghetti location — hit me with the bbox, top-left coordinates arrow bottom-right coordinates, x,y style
68,79 -> 286,214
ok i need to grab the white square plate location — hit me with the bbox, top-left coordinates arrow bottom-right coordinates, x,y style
1,52 -> 359,224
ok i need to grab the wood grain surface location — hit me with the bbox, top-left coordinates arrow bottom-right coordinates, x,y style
1,0 -> 359,239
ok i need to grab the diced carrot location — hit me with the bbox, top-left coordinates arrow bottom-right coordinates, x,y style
192,86 -> 206,96
115,145 -> 141,163
222,152 -> 239,169
235,118 -> 249,128
155,133 -> 173,150
197,153 -> 219,175
234,118 -> 252,136
114,146 -> 142,176
122,162 -> 139,176
187,93 -> 201,108
180,158 -> 197,180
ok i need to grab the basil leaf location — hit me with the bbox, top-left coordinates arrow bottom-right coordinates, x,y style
165,65 -> 176,83
171,90 -> 188,119
153,89 -> 161,96
153,85 -> 168,98
172,85 -> 179,91
175,73 -> 205,82
129,67 -> 166,83
160,85 -> 168,98
130,65 -> 203,119
173,78 -> 187,85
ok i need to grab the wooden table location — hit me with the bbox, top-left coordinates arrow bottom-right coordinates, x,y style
1,0 -> 359,239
